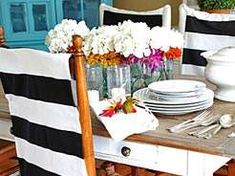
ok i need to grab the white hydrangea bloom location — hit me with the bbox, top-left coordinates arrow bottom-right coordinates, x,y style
150,26 -> 183,51
45,19 -> 90,53
83,25 -> 119,56
45,19 -> 184,57
113,20 -> 151,58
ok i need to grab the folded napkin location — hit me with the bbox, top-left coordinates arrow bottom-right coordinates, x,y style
91,100 -> 159,141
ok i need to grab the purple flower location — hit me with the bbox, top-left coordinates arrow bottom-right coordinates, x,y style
126,54 -> 141,64
127,48 -> 164,73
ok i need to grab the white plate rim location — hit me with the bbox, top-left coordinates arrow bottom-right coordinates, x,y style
148,79 -> 206,93
148,101 -> 213,115
133,88 -> 214,105
137,99 -> 213,109
142,100 -> 213,111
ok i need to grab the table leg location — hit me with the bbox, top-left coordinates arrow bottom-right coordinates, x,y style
228,162 -> 235,176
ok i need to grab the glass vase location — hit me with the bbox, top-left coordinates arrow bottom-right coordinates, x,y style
164,59 -> 174,80
130,60 -> 174,94
86,64 -> 104,99
131,63 -> 161,94
106,64 -> 131,100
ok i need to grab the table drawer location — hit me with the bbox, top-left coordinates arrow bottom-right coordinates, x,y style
94,135 -> 187,175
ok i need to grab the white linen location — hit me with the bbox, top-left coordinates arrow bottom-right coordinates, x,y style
15,137 -> 87,176
0,48 -> 71,80
0,48 -> 87,176
6,94 -> 81,133
91,100 -> 159,141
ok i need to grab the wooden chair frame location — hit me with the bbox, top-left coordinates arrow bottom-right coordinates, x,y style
72,35 -> 96,176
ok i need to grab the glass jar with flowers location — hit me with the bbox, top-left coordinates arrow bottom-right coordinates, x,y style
83,25 -> 132,99
44,19 -> 107,100
45,19 -> 183,98
115,22 -> 184,93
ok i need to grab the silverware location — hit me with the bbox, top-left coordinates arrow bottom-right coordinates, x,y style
173,114 -> 220,133
189,114 -> 235,139
202,114 -> 235,139
212,114 -> 235,135
169,109 -> 216,133
188,123 -> 220,138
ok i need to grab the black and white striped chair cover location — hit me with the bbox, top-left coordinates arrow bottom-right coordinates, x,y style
0,48 -> 87,176
179,4 -> 235,76
100,3 -> 171,29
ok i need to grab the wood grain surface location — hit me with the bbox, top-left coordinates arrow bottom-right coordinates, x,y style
92,99 -> 235,158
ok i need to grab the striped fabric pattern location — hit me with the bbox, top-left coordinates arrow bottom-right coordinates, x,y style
0,48 -> 87,176
100,3 -> 171,29
179,4 -> 235,76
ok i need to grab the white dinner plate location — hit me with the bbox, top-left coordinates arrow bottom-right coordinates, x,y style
148,79 -> 206,94
151,88 -> 206,99
133,88 -> 214,105
137,99 -> 213,109
142,99 -> 213,111
137,101 -> 213,115
149,91 -> 205,101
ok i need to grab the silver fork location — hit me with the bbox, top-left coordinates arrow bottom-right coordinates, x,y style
169,109 -> 212,133
188,115 -> 221,136
172,113 -> 220,133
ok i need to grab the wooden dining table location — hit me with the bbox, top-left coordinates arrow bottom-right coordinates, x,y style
91,99 -> 235,176
1,78 -> 235,175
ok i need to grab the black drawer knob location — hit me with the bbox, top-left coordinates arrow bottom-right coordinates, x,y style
121,146 -> 131,157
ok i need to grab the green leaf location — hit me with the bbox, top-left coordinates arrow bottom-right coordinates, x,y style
197,0 -> 235,10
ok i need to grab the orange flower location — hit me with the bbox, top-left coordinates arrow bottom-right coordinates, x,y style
99,98 -> 137,117
86,51 -> 125,67
99,100 -> 122,117
165,47 -> 182,60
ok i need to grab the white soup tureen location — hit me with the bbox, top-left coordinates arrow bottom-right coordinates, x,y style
201,46 -> 235,102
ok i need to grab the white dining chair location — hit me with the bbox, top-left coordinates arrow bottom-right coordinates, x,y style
100,3 -> 171,29
179,3 -> 235,77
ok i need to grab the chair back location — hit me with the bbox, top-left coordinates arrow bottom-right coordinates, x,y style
0,35 -> 95,176
100,3 -> 171,29
179,4 -> 235,76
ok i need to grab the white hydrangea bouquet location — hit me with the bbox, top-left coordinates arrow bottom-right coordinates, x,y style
84,20 -> 183,68
45,19 -> 90,53
45,19 -> 183,68
45,19 -> 183,93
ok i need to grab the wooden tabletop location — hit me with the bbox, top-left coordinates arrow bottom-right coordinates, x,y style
92,99 -> 235,158
2,79 -> 235,158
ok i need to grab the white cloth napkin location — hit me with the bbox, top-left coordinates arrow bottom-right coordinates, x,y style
91,100 -> 159,141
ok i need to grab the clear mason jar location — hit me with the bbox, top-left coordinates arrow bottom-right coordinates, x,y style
130,60 -> 174,94
106,64 -> 131,99
164,59 -> 174,80
86,64 -> 104,99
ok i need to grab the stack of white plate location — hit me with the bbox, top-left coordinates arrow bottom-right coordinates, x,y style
133,80 -> 214,115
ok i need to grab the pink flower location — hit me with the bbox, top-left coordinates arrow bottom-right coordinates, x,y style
127,48 -> 164,73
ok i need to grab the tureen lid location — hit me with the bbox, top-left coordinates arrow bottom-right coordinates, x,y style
201,46 -> 235,62
215,47 -> 235,57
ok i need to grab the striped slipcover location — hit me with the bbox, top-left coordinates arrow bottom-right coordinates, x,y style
100,3 -> 171,29
0,48 -> 87,176
179,4 -> 235,76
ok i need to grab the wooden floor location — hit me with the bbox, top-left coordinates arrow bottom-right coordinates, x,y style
96,160 -> 176,176
0,139 -> 19,176
96,159 -> 233,176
